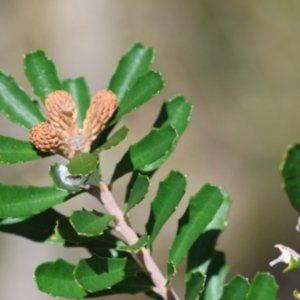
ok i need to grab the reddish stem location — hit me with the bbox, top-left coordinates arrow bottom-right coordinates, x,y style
89,183 -> 179,300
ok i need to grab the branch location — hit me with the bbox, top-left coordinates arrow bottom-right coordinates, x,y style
89,183 -> 179,300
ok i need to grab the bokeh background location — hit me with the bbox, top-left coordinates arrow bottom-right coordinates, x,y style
0,1 -> 300,299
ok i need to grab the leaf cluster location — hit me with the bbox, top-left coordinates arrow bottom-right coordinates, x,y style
0,43 -> 279,299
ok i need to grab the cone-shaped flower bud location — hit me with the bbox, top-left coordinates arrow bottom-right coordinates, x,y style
83,90 -> 118,148
30,89 -> 118,158
45,90 -> 79,138
29,122 -> 66,154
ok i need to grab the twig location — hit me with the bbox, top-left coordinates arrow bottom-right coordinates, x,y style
89,183 -> 180,300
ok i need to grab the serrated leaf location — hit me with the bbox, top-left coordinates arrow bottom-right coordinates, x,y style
35,258 -> 87,298
108,42 -> 154,103
55,217 -> 129,258
49,163 -> 82,193
185,271 -> 206,300
67,153 -> 98,176
220,275 -> 250,300
204,191 -> 232,231
125,173 -> 150,213
146,171 -> 186,245
74,255 -> 142,292
0,135 -> 49,163
69,210 -> 114,237
0,184 -> 71,218
62,77 -> 90,128
281,143 -> 300,212
168,184 -> 224,268
187,191 -> 232,274
55,217 -> 93,245
111,125 -> 177,182
0,71 -> 45,129
24,50 -> 61,102
111,71 -> 164,124
85,275 -> 153,298
141,95 -> 193,173
91,43 -> 154,150
93,126 -> 129,155
129,124 -> 176,168
246,273 -> 278,300
0,208 -> 64,243
202,252 -> 229,300
117,233 -> 149,252
167,262 -> 177,284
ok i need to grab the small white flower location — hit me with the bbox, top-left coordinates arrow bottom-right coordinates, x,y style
57,164 -> 87,186
270,244 -> 300,267
296,217 -> 300,232
294,290 -> 300,300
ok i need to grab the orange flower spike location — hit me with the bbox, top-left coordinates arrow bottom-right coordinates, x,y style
29,122 -> 67,155
30,90 -> 117,158
83,90 -> 118,145
45,91 -> 79,138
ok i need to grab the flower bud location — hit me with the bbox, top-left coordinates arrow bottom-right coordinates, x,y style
83,90 -> 118,147
29,122 -> 66,154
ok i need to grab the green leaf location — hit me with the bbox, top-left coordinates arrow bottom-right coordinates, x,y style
36,247 -> 152,298
187,190 -> 232,274
24,50 -> 61,102
111,71 -> 164,124
220,275 -> 250,300
246,273 -> 278,300
55,217 -> 93,245
155,96 -> 193,136
74,255 -> 142,292
125,173 -> 150,213
202,253 -> 229,300
67,153 -> 98,176
141,95 -> 193,173
146,171 -> 186,245
108,42 -> 154,102
69,210 -> 114,237
0,71 -> 46,129
0,208 -> 64,243
281,143 -> 300,212
0,184 -> 71,218
93,126 -> 129,155
117,233 -> 149,252
35,258 -> 87,298
111,125 -> 177,182
0,135 -> 49,163
85,275 -> 153,298
185,271 -> 206,300
62,77 -> 90,128
55,217 -> 131,259
167,262 -> 177,284
92,42 -> 154,151
168,184 -> 224,268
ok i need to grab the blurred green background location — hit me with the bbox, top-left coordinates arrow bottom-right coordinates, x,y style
0,1 -> 300,299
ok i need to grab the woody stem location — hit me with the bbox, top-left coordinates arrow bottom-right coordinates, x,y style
89,183 -> 180,300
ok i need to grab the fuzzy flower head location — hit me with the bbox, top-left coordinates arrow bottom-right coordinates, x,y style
270,244 -> 300,273
29,90 -> 118,159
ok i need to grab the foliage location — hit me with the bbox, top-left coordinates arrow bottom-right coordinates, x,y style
0,42 -> 286,299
